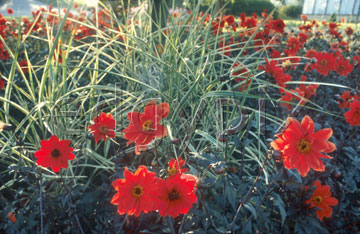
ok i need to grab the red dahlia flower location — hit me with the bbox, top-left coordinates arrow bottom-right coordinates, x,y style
336,57 -> 353,77
270,116 -> 336,177
259,58 -> 291,93
88,112 -> 116,142
155,175 -> 197,218
272,19 -> 285,34
345,27 -> 353,36
111,166 -> 157,217
306,180 -> 338,221
344,101 -> 360,126
259,58 -> 282,78
168,157 -> 189,177
314,52 -> 336,76
328,22 -> 338,30
338,91 -> 360,109
6,8 -> 14,15
285,37 -> 300,55
123,101 -> 169,155
34,135 -> 75,173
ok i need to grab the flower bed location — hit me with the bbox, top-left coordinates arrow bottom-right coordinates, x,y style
0,2 -> 359,233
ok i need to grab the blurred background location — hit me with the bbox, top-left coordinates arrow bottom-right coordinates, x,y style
0,0 -> 359,22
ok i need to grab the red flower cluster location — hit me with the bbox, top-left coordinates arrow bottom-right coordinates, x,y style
123,101 -> 169,155
212,15 -> 236,35
259,58 -> 291,93
306,180 -> 338,221
305,50 -> 353,77
344,101 -> 360,126
111,159 -> 197,218
280,75 -> 319,110
88,112 -> 116,142
270,115 -> 336,177
34,135 -> 75,173
338,91 -> 360,109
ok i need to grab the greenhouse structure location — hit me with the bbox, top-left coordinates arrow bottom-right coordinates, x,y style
302,0 -> 360,21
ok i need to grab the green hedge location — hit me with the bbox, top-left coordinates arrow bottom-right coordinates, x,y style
279,4 -> 302,19
226,0 -> 277,17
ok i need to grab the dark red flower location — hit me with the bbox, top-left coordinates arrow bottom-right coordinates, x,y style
89,112 -> 116,142
328,22 -> 338,30
338,91 -> 360,109
6,8 -> 14,15
272,19 -> 285,34
259,58 -> 282,78
336,57 -> 353,77
111,166 -> 158,217
34,135 -> 75,173
0,79 -> 4,90
298,32 -> 309,45
345,27 -> 353,36
19,60 -> 29,74
123,101 -> 169,155
306,180 -> 338,221
270,116 -> 336,177
285,37 -> 300,55
259,58 -> 291,93
271,49 -> 281,58
344,101 -> 360,126
314,52 -> 336,76
155,175 -> 197,218
244,17 -> 257,29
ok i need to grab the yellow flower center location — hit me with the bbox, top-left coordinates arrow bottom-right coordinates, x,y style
131,185 -> 143,198
296,138 -> 311,153
142,120 -> 153,131
313,195 -> 323,205
168,166 -> 178,177
51,149 -> 61,158
282,60 -> 292,68
168,189 -> 180,201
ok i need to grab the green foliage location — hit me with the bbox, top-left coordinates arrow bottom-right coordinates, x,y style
0,0 -> 9,6
226,0 -> 276,17
279,4 -> 302,19
329,13 -> 337,22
